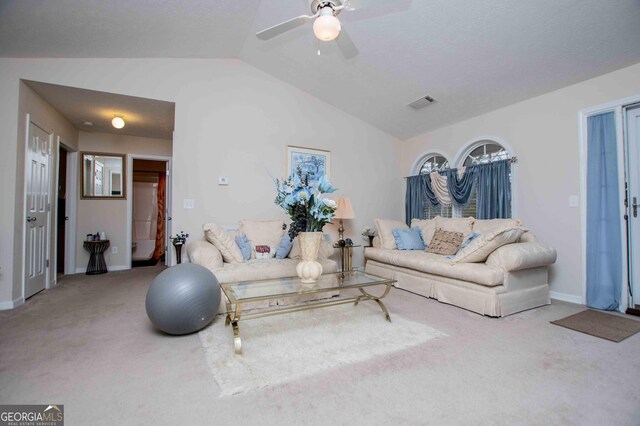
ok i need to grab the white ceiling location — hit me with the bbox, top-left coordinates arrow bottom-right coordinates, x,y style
2,0 -> 640,140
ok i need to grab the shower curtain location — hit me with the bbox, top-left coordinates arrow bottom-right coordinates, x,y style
153,172 -> 166,261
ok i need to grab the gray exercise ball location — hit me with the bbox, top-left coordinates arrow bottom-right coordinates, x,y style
145,263 -> 221,335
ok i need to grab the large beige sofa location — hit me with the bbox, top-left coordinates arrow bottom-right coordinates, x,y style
364,217 -> 557,317
187,220 -> 338,311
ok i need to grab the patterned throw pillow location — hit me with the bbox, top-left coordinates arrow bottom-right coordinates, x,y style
426,228 -> 464,255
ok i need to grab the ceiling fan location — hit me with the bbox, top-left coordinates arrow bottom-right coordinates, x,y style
256,0 -> 359,59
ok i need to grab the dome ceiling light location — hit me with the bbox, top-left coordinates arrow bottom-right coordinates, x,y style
111,116 -> 125,129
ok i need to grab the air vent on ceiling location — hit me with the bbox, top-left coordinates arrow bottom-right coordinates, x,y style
408,95 -> 436,110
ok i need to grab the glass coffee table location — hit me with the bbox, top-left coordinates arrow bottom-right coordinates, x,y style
220,270 -> 396,354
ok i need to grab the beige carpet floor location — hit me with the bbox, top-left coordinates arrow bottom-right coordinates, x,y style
1,265 -> 640,425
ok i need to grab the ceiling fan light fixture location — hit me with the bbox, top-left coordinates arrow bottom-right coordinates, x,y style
313,7 -> 341,41
111,116 -> 125,129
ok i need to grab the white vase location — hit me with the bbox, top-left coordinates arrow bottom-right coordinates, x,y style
296,231 -> 323,283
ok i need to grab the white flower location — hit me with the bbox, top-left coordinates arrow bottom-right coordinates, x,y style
323,198 -> 337,209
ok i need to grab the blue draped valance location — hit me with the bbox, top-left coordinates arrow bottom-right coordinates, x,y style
405,158 -> 513,221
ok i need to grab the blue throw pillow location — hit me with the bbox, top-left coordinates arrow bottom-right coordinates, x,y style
447,231 -> 481,259
275,234 -> 294,259
392,227 -> 426,250
459,231 -> 480,251
234,234 -> 251,261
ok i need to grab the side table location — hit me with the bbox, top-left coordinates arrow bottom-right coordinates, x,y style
333,242 -> 361,276
83,240 -> 110,275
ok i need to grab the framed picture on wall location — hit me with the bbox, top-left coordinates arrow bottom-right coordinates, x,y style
286,145 -> 331,184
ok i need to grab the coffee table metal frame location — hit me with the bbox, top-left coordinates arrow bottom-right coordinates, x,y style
220,270 -> 395,355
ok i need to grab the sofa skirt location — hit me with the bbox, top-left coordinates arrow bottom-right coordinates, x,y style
365,260 -> 550,317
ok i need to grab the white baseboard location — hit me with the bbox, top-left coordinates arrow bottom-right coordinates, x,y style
0,298 -> 24,310
109,265 -> 129,271
550,291 -> 583,305
75,265 -> 129,274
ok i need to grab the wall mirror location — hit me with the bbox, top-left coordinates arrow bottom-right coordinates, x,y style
82,152 -> 126,199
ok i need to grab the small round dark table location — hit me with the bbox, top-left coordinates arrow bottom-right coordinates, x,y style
83,240 -> 110,275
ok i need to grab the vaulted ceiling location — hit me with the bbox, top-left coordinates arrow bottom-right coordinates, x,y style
2,0 -> 640,140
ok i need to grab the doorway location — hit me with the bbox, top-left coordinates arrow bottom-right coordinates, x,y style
625,104 -> 640,311
56,145 -> 68,275
131,159 -> 169,267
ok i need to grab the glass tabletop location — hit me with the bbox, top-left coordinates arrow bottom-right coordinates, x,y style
220,270 -> 394,303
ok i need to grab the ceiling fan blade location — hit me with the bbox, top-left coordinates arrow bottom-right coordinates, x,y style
256,15 -> 314,40
335,27 -> 359,59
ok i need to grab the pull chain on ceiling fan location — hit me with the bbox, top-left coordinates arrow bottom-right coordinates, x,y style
256,0 -> 359,59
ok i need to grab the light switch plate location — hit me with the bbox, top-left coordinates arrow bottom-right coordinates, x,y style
218,176 -> 229,186
569,195 -> 579,208
183,199 -> 195,209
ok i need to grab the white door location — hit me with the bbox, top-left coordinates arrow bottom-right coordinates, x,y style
25,119 -> 52,298
626,105 -> 640,309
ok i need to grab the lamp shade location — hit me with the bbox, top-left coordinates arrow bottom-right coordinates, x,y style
334,197 -> 355,219
313,8 -> 341,41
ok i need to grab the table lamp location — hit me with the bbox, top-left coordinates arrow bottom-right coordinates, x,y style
334,197 -> 355,241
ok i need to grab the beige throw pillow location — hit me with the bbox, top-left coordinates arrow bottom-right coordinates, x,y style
452,226 -> 525,263
425,228 -> 464,255
473,218 -> 522,234
240,219 -> 285,259
374,219 -> 408,250
435,216 -> 474,236
411,218 -> 437,247
203,223 -> 244,263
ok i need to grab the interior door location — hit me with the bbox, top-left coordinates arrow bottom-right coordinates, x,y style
626,105 -> 640,309
25,119 -> 52,298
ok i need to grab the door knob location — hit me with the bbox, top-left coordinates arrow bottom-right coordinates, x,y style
168,217 -> 172,221
26,216 -> 36,223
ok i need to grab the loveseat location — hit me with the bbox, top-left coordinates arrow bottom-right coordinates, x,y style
364,217 -> 557,317
187,220 -> 338,311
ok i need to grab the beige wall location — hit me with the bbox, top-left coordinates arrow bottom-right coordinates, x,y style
401,61 -> 640,300
76,132 -> 172,270
0,58 -> 403,306
3,82 -> 79,306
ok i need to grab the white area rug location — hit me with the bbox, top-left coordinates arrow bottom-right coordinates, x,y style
199,303 -> 446,396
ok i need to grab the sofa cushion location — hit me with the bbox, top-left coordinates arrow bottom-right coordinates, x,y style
393,227 -> 426,250
411,218 -> 436,247
426,229 -> 464,255
435,216 -> 474,236
203,223 -> 244,263
452,227 -> 525,264
213,257 -> 338,283
240,220 -> 284,259
473,218 -> 522,234
365,248 -> 504,286
375,219 -> 408,250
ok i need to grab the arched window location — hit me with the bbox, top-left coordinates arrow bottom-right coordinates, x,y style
458,140 -> 512,218
418,154 -> 452,219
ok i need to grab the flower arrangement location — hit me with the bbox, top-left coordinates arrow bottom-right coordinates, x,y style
362,227 -> 377,238
170,231 -> 189,246
275,167 -> 337,240
362,226 -> 377,246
